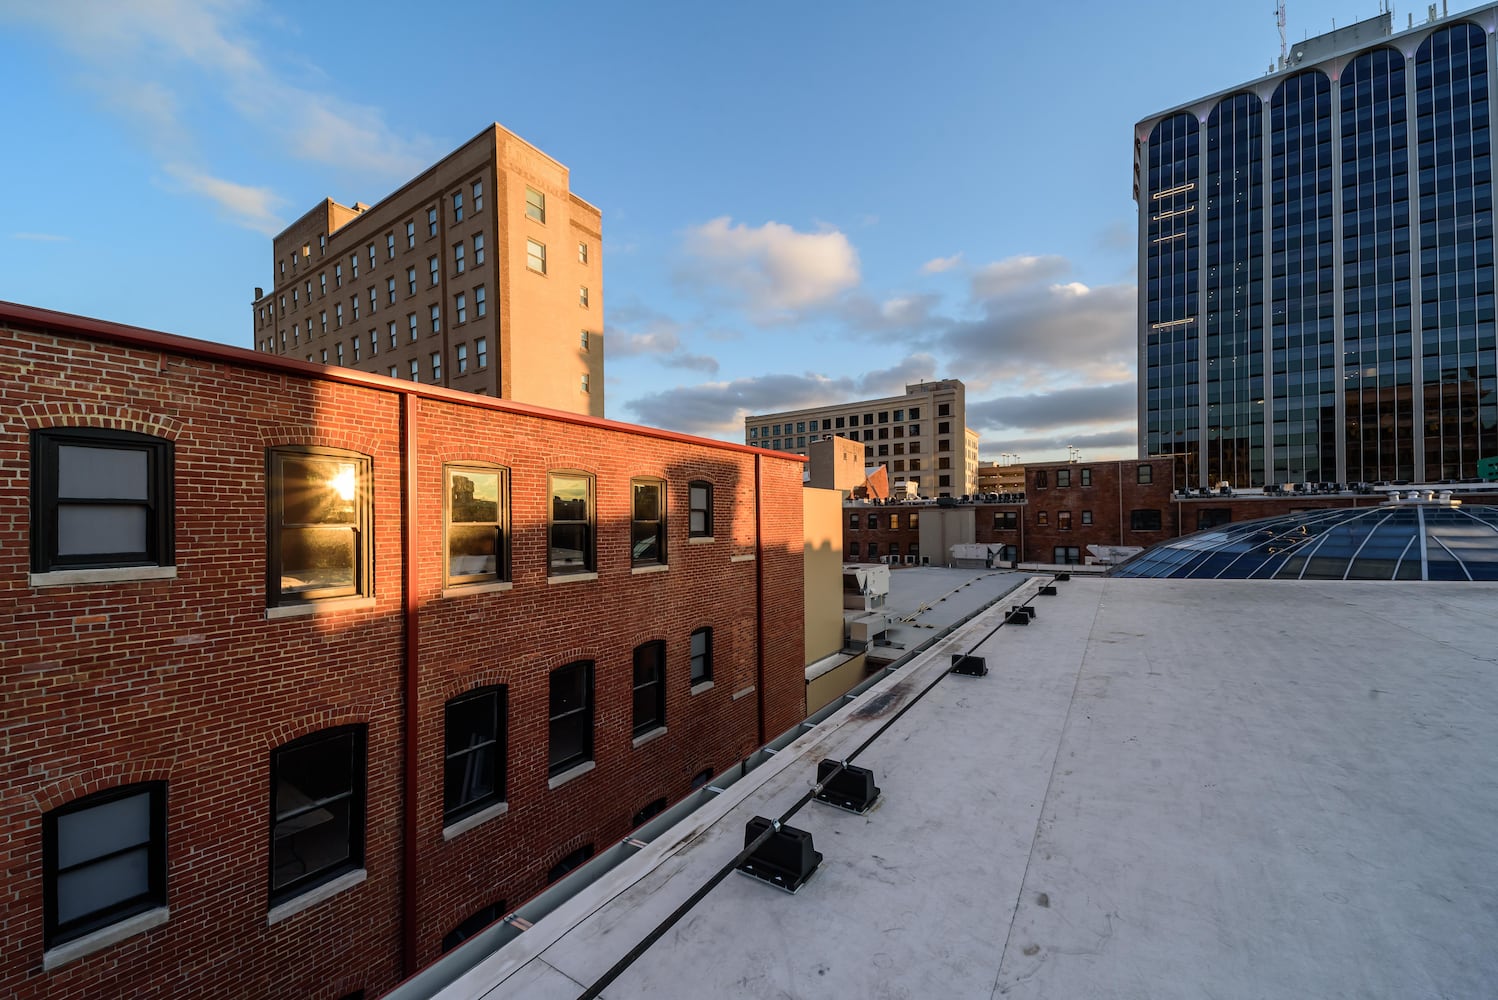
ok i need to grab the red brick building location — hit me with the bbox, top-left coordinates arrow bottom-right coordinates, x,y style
847,457 -> 1497,566
0,302 -> 806,999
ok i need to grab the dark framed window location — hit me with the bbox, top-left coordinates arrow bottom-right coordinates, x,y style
43,783 -> 167,948
31,428 -> 174,573
1056,469 -> 1071,488
690,627 -> 713,685
909,512 -> 919,528
1137,464 -> 1154,485
867,513 -> 878,528
548,661 -> 593,776
548,472 -> 594,575
848,513 -> 859,530
1131,509 -> 1163,531
994,511 -> 1017,530
1037,511 -> 1049,526
1059,511 -> 1072,530
1034,470 -> 1049,489
1053,546 -> 1081,565
445,464 -> 508,587
1197,508 -> 1232,530
270,726 -> 366,906
631,478 -> 666,566
688,481 -> 713,537
848,541 -> 860,557
632,641 -> 666,737
442,899 -> 506,954
691,768 -> 714,789
267,447 -> 371,605
444,688 -> 506,824
546,844 -> 593,884
632,798 -> 667,828
1080,468 -> 1093,487
1082,510 -> 1093,525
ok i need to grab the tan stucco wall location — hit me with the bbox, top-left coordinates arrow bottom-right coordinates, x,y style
803,487 -> 845,664
806,653 -> 870,715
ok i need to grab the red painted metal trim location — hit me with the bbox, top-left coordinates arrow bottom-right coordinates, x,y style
400,394 -> 420,975
0,299 -> 807,463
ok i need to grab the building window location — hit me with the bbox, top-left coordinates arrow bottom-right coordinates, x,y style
408,313 -> 418,341
631,478 -> 666,566
406,221 -> 416,248
443,462 -> 507,587
580,373 -> 590,393
443,900 -> 505,954
548,661 -> 593,776
1130,509 -> 1163,531
1059,511 -> 1072,530
429,255 -> 439,286
848,513 -> 859,529
632,641 -> 666,737
334,265 -> 342,288
578,241 -> 588,264
1034,470 -> 1049,489
456,343 -> 468,374
389,365 -> 398,378
549,472 -> 594,574
336,303 -> 345,327
387,277 -> 397,305
30,428 -> 174,573
475,337 -> 487,368
994,511 -> 1017,530
690,627 -> 713,685
270,726 -> 365,906
546,844 -> 593,884
475,285 -> 487,318
368,287 -> 377,314
1053,546 -> 1081,565
430,304 -> 441,333
267,446 -> 371,605
406,267 -> 417,296
454,242 -> 466,274
526,239 -> 546,274
1080,468 -> 1093,487
1057,469 -> 1071,488
456,292 -> 467,325
1037,511 -> 1049,526
867,513 -> 878,528
1082,510 -> 1093,525
1137,465 -> 1153,485
336,342 -> 344,364
320,310 -> 328,333
452,191 -> 464,223
579,286 -> 589,307
428,207 -> 438,237
848,540 -> 860,557
474,233 -> 485,266
580,330 -> 590,351
632,798 -> 667,828
1198,508 -> 1232,530
350,253 -> 358,279
867,541 -> 879,559
388,322 -> 397,349
939,474 -> 951,487
444,688 -> 505,824
472,180 -> 483,211
43,783 -> 167,948
689,481 -> 713,537
410,359 -> 420,381
938,403 -> 951,416
386,233 -> 396,259
430,351 -> 442,381
525,187 -> 546,223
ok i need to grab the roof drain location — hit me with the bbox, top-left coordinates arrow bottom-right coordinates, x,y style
573,575 -> 1060,1000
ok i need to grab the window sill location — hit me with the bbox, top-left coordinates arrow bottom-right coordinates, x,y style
30,566 -> 177,588
442,580 -> 513,599
266,597 -> 377,620
688,536 -> 716,545
267,868 -> 367,925
443,801 -> 509,841
632,726 -> 667,749
690,680 -> 715,696
630,564 -> 670,576
732,685 -> 757,701
44,906 -> 169,971
730,554 -> 756,563
548,760 -> 596,790
548,572 -> 598,585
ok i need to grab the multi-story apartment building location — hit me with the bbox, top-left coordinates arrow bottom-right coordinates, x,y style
1136,4 -> 1498,489
0,301 -> 807,999
252,123 -> 603,417
745,379 -> 980,497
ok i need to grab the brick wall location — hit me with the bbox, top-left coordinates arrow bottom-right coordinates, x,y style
0,308 -> 804,998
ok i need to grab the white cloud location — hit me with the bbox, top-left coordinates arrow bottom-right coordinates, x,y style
605,305 -> 720,374
971,254 -> 1071,299
3,0 -> 433,232
679,217 -> 860,319
166,164 -> 284,235
11,232 -> 70,242
921,253 -> 963,274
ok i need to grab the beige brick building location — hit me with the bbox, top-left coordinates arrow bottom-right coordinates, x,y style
252,123 -> 603,417
746,379 -> 979,497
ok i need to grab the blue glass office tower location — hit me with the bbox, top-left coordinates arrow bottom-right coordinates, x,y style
1136,7 -> 1498,487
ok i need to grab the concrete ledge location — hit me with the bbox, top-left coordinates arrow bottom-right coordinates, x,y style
547,760 -> 596,790
547,572 -> 598,585
265,597 -> 377,620
266,869 -> 366,925
690,681 -> 715,696
30,566 -> 177,588
443,801 -> 509,841
43,907 -> 169,971
688,536 -> 716,545
730,554 -> 756,563
632,727 -> 668,749
732,685 -> 757,701
442,580 -> 513,599
630,564 -> 670,576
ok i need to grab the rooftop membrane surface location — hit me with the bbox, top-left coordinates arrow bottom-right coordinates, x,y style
437,577 -> 1498,1000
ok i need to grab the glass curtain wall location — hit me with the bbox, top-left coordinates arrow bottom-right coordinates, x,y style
1204,93 -> 1265,487
1146,113 -> 1202,485
1341,47 -> 1415,483
1416,23 -> 1497,480
1271,70 -> 1338,484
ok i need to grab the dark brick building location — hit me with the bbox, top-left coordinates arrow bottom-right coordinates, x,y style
0,302 -> 806,999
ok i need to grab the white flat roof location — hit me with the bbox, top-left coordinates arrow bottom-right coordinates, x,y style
434,577 -> 1498,999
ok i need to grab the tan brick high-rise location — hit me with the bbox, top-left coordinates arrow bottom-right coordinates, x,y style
252,123 -> 603,417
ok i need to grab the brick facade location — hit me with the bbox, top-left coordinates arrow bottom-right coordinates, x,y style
0,303 -> 804,998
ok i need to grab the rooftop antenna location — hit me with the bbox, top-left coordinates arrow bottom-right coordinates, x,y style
1276,0 -> 1288,64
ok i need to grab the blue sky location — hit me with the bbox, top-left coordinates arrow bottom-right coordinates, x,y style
0,0 -> 1399,463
